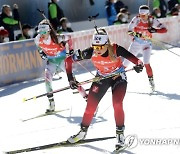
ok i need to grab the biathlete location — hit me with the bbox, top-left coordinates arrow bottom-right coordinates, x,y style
34,19 -> 87,113
123,5 -> 167,92
65,28 -> 144,152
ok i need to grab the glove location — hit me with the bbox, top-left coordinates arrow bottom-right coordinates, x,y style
39,50 -> 47,60
128,31 -> 142,38
133,61 -> 144,73
134,32 -> 142,38
69,49 -> 74,55
148,27 -> 157,33
69,80 -> 79,89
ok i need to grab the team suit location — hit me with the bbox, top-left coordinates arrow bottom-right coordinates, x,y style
66,45 -> 141,127
34,32 -> 66,112
123,5 -> 167,91
65,29 -> 143,151
34,22 -> 87,113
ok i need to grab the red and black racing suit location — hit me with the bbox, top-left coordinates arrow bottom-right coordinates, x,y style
65,44 -> 140,129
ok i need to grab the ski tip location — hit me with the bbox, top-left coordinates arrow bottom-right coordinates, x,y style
22,98 -> 27,102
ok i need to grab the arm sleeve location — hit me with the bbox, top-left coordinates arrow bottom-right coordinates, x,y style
65,55 -> 74,81
13,8 -> 20,21
128,16 -> 138,32
2,17 -> 18,25
65,47 -> 93,81
106,6 -> 111,17
116,45 -> 139,65
49,4 -> 57,19
152,18 -> 167,33
34,35 -> 47,60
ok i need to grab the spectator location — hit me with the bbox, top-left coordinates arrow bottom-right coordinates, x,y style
16,24 -> 33,40
33,26 -> 38,38
168,0 -> 180,11
57,17 -> 73,34
175,3 -> 180,12
0,26 -> 9,43
151,7 -> 162,18
167,6 -> 179,16
153,0 -> 168,18
114,0 -> 128,14
0,4 -> 19,41
57,17 -> 74,56
113,12 -> 129,25
48,0 -> 65,30
105,0 -> 117,25
120,8 -> 130,22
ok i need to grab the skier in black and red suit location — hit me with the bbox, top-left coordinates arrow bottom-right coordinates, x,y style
65,28 -> 144,152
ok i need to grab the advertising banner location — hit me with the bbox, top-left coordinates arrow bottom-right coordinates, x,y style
0,40 -> 45,87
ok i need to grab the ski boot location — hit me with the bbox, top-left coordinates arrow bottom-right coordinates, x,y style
53,72 -> 62,80
67,125 -> 88,144
46,95 -> 55,113
114,126 -> 126,153
148,76 -> 155,93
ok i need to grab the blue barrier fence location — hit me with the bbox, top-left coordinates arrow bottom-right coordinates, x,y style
0,39 -> 45,87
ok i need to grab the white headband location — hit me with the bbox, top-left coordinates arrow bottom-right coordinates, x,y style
139,9 -> 149,15
37,24 -> 50,33
92,34 -> 108,45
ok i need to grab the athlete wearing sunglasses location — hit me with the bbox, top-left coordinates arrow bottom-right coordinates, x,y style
34,19 -> 87,113
65,28 -> 144,152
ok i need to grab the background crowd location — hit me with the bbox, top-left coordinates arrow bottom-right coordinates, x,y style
0,0 -> 179,43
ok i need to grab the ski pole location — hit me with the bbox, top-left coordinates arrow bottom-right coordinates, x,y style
37,9 -> 57,35
23,68 -> 134,102
88,13 -> 99,34
154,40 -> 180,48
150,38 -> 180,57
128,32 -> 180,57
72,68 -> 134,94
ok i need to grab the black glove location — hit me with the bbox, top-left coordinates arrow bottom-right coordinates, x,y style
128,31 -> 142,38
60,41 -> 66,47
69,80 -> 79,89
134,32 -> 142,38
39,50 -> 47,60
133,64 -> 144,73
148,27 -> 157,33
69,49 -> 74,55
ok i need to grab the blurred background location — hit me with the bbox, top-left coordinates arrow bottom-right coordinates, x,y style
0,0 -> 152,27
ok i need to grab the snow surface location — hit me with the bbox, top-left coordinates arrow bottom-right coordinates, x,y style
0,47 -> 180,154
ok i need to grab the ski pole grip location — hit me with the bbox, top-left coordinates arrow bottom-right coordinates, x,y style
88,13 -> 99,21
37,9 -> 44,14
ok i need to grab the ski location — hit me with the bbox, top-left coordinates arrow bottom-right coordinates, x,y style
21,108 -> 69,122
128,90 -> 158,96
112,144 -> 128,154
6,136 -> 115,154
